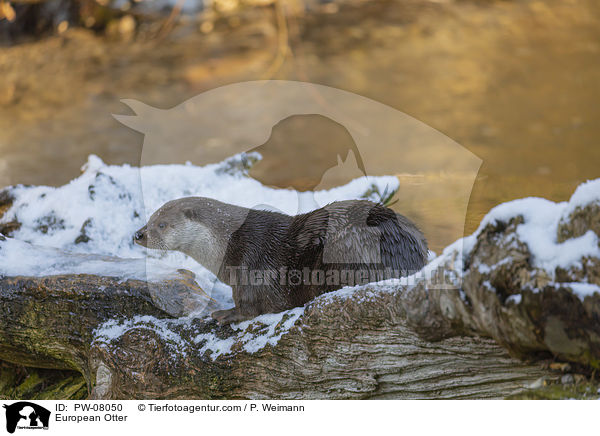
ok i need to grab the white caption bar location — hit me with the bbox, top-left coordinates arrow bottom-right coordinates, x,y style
0,400 -> 597,436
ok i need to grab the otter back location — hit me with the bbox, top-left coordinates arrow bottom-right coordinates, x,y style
218,200 -> 428,319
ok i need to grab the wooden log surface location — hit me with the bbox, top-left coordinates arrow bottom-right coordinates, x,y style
0,271 -> 556,399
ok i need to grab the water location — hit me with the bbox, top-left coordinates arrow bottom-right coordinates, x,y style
1,0 -> 599,253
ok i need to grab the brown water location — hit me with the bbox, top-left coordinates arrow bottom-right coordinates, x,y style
1,0 -> 599,253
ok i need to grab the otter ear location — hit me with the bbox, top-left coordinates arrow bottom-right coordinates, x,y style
183,208 -> 199,221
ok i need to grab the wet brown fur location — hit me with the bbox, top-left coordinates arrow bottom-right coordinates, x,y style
135,197 -> 428,324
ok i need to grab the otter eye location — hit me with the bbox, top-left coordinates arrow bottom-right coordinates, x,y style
158,222 -> 167,229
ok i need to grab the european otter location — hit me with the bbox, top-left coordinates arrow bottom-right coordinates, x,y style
134,197 -> 427,324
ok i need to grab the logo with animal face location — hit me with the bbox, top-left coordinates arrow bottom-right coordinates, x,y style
3,402 -> 50,433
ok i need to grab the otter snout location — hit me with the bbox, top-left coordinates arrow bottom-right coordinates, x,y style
133,226 -> 147,246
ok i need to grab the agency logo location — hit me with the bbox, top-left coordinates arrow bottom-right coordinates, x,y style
2,402 -> 50,434
115,80 -> 482,299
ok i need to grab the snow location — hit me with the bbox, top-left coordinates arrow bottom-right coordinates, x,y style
476,257 -> 513,275
193,307 -> 306,357
92,306 -> 306,360
506,294 -> 522,305
93,315 -> 191,357
562,283 -> 600,299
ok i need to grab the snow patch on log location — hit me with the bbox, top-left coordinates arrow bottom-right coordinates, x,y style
195,307 -> 306,357
91,306 -> 306,360
93,315 -> 192,357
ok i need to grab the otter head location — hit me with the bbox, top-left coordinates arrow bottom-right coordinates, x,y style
134,197 -> 244,274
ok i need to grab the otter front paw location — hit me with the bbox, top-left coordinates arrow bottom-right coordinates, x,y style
211,308 -> 248,325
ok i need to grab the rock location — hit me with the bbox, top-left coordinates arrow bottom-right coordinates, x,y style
555,257 -> 600,287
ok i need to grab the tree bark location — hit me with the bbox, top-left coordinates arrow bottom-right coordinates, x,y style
0,272 -> 556,400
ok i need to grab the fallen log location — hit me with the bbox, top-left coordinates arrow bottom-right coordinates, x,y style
0,271 -> 555,399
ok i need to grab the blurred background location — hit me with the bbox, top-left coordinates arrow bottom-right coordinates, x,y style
1,0 -> 599,253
